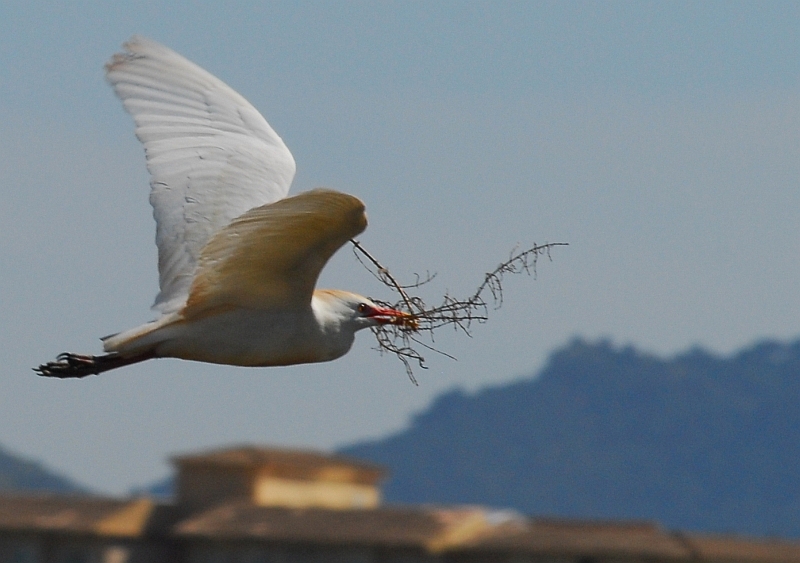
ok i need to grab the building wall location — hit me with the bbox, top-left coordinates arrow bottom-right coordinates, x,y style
444,555 -> 654,563
186,541 -> 372,563
0,533 -> 177,563
253,476 -> 380,509
178,466 -> 253,510
185,541 -> 441,563
0,533 -> 40,563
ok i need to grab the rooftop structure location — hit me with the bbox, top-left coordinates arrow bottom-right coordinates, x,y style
173,445 -> 386,511
2,445 -> 799,563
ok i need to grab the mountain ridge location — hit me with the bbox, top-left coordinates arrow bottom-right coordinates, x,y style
340,337 -> 800,538
0,444 -> 87,495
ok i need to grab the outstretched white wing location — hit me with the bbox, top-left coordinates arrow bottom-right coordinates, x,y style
105,36 -> 296,314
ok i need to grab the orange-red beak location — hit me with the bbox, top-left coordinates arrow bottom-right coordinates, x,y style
367,305 -> 419,330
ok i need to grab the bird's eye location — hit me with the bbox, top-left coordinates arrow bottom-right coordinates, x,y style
357,303 -> 368,314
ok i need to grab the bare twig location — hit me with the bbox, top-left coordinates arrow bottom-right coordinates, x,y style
351,240 -> 568,383
350,239 -> 420,315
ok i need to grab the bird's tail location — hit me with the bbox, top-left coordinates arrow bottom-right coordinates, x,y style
100,312 -> 181,356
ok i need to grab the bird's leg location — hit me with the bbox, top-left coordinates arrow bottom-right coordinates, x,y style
34,352 -> 153,379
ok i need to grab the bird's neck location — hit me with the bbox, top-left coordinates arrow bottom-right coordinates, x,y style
309,291 -> 358,360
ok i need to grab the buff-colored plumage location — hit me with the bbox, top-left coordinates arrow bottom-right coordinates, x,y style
185,189 -> 367,317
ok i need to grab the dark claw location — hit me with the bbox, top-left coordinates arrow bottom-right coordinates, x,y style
34,353 -> 101,378
35,351 -> 149,378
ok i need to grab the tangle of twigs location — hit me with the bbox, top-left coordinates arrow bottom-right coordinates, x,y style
350,239 -> 568,384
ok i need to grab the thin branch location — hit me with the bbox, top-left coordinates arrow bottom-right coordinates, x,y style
351,239 -> 421,315
350,240 -> 568,383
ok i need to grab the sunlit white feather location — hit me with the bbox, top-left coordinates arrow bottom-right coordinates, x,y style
105,36 -> 296,314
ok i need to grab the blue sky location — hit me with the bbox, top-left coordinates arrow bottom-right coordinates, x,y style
1,1 -> 799,494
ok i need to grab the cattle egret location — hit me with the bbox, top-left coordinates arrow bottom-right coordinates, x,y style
36,36 -> 413,378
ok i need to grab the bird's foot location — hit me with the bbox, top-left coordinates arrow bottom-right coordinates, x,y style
35,353 -> 104,378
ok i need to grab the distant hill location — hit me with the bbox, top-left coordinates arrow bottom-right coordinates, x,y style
0,444 -> 87,494
130,475 -> 173,499
340,338 -> 800,538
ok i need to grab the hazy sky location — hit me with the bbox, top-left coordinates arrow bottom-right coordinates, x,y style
2,2 -> 799,494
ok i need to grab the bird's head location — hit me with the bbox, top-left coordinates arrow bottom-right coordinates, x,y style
312,289 -> 417,332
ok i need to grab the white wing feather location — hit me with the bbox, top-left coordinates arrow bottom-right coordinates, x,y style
105,36 -> 296,314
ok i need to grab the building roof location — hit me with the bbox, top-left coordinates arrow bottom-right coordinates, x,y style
457,517 -> 692,560
172,445 -> 387,483
174,501 -> 492,551
0,494 -> 173,537
0,493 -> 497,551
683,533 -> 800,563
3,492 -> 800,562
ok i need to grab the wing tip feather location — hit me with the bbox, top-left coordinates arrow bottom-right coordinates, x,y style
106,36 -> 168,75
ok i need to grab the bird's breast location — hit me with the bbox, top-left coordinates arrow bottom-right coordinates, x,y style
151,307 -> 353,367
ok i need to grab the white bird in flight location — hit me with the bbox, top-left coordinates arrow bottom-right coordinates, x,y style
36,36 -> 413,378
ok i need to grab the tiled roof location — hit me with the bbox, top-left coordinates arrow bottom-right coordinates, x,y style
172,445 -> 386,481
683,533 -> 800,563
0,494 -> 171,537
174,502 -> 490,551
457,518 -> 692,559
3,492 -> 800,562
